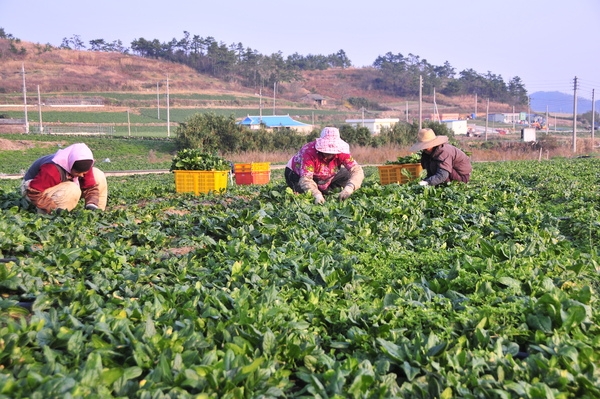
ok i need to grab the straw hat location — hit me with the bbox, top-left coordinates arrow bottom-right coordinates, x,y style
409,128 -> 448,152
315,127 -> 350,154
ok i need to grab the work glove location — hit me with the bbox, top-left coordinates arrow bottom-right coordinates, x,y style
418,180 -> 429,186
339,185 -> 354,201
314,193 -> 326,205
85,203 -> 99,211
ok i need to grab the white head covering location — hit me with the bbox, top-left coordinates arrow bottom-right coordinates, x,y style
52,143 -> 95,173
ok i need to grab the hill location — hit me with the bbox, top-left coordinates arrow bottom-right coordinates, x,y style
0,39 -> 517,117
530,91 -> 599,114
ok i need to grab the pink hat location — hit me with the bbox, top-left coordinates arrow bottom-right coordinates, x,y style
315,127 -> 350,154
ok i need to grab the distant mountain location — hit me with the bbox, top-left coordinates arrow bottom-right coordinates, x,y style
530,91 -> 599,114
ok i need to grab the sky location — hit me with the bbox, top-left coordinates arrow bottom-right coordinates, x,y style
1,0 -> 599,100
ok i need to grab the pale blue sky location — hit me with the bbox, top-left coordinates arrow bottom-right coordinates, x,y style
1,0 -> 599,98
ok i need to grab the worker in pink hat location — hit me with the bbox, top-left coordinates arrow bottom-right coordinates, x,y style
410,128 -> 472,186
21,143 -> 108,214
285,127 -> 364,204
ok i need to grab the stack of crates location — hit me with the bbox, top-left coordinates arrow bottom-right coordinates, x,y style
377,163 -> 423,185
174,170 -> 229,195
234,162 -> 271,185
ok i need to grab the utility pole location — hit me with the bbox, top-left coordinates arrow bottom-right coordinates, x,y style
572,76 -> 578,153
259,87 -> 262,122
474,93 -> 477,119
545,105 -> 549,135
22,64 -> 29,133
485,98 -> 489,141
405,101 -> 409,122
433,87 -> 439,122
37,85 -> 43,133
127,109 -> 131,137
361,107 -> 365,127
273,81 -> 276,115
157,81 -> 160,120
512,105 -> 515,132
419,76 -> 424,129
591,89 -> 595,144
166,74 -> 170,138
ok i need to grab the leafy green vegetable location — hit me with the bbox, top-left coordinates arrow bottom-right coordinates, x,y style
385,151 -> 421,164
0,157 -> 599,398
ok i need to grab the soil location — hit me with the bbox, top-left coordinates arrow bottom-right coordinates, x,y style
0,138 -> 63,151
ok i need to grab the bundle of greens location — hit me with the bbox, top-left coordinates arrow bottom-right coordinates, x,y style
170,148 -> 230,171
385,151 -> 421,165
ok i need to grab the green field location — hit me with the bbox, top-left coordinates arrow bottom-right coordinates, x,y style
1,107 -> 346,129
0,155 -> 598,397
0,135 -> 177,174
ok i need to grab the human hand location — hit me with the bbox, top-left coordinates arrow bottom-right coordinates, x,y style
85,203 -> 99,211
339,185 -> 354,201
418,180 -> 429,186
314,193 -> 326,204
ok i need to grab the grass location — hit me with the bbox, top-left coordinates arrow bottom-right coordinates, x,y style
1,106 -> 349,125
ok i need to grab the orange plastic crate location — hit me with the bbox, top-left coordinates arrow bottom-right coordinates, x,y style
378,163 -> 423,185
234,162 -> 271,173
235,171 -> 271,185
174,170 -> 228,195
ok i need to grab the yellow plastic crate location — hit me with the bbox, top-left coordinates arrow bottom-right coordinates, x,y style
234,162 -> 271,173
378,163 -> 423,185
174,170 -> 228,195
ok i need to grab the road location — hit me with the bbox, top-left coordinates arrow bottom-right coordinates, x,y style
0,166 -> 291,180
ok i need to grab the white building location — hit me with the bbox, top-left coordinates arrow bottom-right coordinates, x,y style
521,128 -> 536,142
345,118 -> 399,135
488,113 -> 523,124
237,115 -> 313,134
442,120 -> 468,135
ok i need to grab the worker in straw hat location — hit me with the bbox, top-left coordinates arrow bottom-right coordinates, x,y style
410,128 -> 472,186
21,142 -> 108,214
285,127 -> 364,204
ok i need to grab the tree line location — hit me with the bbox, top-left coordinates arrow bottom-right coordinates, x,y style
175,113 -> 453,154
0,28 -> 528,105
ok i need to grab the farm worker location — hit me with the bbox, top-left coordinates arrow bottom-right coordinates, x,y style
285,127 -> 364,204
410,128 -> 472,186
21,143 -> 108,214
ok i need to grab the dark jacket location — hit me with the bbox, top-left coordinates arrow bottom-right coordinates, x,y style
422,144 -> 472,185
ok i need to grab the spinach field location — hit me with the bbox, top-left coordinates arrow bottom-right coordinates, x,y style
0,159 -> 599,398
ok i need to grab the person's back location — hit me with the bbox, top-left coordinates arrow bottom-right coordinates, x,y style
21,143 -> 108,214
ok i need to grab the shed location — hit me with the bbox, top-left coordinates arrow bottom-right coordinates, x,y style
521,128 -> 536,142
429,113 -> 459,121
442,120 -> 468,135
306,94 -> 327,107
237,115 -> 313,134
487,113 -> 506,123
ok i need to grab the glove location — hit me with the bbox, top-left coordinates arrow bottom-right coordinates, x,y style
418,180 -> 429,186
339,185 -> 354,201
314,193 -> 326,205
85,203 -> 99,211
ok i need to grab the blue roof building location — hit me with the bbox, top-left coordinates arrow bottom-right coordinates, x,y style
237,115 -> 313,133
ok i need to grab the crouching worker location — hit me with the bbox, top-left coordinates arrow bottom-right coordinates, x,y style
21,143 -> 108,214
410,128 -> 472,187
285,127 -> 364,204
